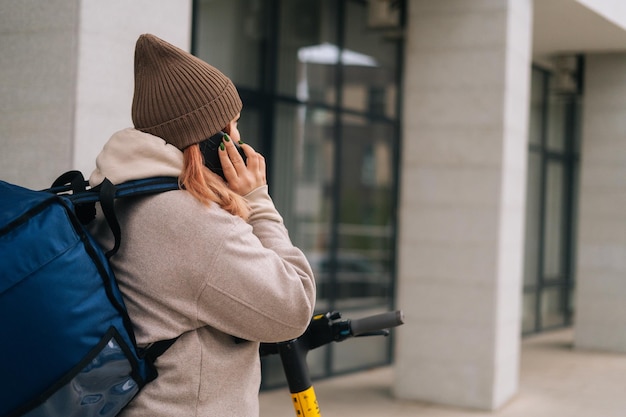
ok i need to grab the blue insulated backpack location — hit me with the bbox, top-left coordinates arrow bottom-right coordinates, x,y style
0,172 -> 180,417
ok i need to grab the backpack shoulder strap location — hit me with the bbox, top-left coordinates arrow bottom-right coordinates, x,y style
92,177 -> 180,258
48,173 -> 180,258
67,176 -> 181,205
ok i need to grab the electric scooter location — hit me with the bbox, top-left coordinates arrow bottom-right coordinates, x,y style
260,310 -> 404,416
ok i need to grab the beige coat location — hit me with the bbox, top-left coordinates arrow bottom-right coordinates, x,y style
88,128 -> 316,416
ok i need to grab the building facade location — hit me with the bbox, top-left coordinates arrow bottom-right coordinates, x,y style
2,0 -> 626,411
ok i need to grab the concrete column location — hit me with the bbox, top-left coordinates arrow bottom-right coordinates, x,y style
394,0 -> 532,410
73,0 -> 192,177
0,0 -> 80,189
574,54 -> 626,353
0,0 -> 191,188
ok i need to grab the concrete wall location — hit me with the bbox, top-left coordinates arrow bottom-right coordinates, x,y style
73,0 -> 191,179
0,0 -> 191,189
574,53 -> 626,353
393,0 -> 532,410
0,0 -> 80,189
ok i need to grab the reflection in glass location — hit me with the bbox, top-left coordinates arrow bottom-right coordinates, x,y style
297,43 -> 378,109
547,79 -> 566,151
522,292 -> 536,334
277,0 -> 336,101
543,162 -> 564,278
271,104 -> 394,312
528,68 -> 545,147
194,0 -> 268,89
541,287 -> 565,328
522,65 -> 580,334
195,0 -> 402,385
343,0 -> 399,118
335,113 -> 394,310
523,152 -> 541,286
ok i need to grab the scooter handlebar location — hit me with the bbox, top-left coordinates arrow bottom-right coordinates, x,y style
350,310 -> 404,336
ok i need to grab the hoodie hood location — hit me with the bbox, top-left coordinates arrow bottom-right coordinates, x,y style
89,128 -> 184,187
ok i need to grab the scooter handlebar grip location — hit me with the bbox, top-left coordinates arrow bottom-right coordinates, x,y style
350,310 -> 404,336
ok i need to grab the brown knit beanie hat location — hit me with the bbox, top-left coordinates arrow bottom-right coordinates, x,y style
131,34 -> 242,150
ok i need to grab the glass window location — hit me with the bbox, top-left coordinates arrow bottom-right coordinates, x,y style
195,0 -> 403,387
543,161 -> 564,279
277,0 -> 337,104
334,113 -> 394,310
271,103 -> 334,253
528,68 -> 545,147
546,80 -> 566,152
194,0 -> 269,90
237,107 -> 262,149
540,286 -> 566,328
522,62 -> 581,335
523,152 -> 541,286
271,105 -> 395,312
522,291 -> 537,334
343,1 -> 399,118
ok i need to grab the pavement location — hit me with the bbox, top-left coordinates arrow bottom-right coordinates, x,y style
259,328 -> 626,416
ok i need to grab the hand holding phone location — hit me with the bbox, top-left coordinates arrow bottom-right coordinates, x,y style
199,131 -> 247,181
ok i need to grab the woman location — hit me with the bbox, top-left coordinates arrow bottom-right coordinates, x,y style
88,34 -> 316,416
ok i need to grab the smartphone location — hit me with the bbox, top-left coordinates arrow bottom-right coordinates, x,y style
199,131 -> 247,181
